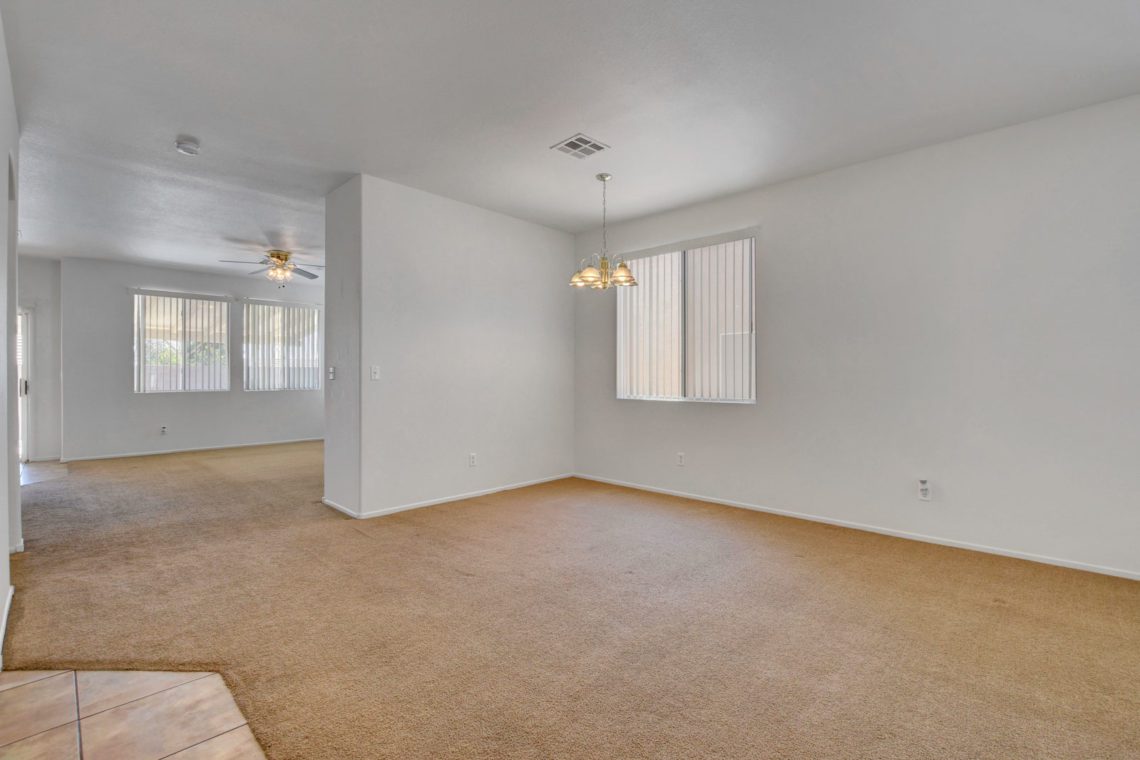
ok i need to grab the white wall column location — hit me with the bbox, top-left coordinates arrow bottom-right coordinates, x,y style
322,174 -> 576,518
322,176 -> 363,515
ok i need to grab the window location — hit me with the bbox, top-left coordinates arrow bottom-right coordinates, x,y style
133,292 -> 230,393
617,235 -> 754,403
243,302 -> 321,391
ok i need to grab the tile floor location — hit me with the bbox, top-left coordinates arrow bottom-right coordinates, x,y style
19,461 -> 69,486
0,669 -> 265,759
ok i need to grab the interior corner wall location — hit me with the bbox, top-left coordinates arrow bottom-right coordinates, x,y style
574,94 -> 1140,579
323,174 -> 577,517
0,8 -> 18,622
17,256 -> 61,461
59,258 -> 325,462
323,176 -> 362,514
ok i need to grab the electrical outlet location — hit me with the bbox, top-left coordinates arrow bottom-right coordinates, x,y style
676,452 -> 685,466
468,453 -> 477,468
327,366 -> 336,380
160,426 -> 168,435
918,479 -> 931,501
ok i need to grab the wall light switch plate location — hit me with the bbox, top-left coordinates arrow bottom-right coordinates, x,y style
370,365 -> 380,381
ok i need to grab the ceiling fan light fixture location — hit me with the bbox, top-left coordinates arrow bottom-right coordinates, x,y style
218,247 -> 322,287
267,268 -> 293,286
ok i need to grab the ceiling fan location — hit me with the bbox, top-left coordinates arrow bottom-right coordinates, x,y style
219,249 -> 324,287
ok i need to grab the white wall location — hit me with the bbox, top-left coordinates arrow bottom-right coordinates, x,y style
0,9 -> 18,651
325,174 -> 576,516
17,256 -> 60,461
323,177 -> 362,513
60,258 -> 324,461
575,94 -> 1140,579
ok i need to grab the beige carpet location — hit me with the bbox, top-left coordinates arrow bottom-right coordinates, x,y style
5,442 -> 1138,759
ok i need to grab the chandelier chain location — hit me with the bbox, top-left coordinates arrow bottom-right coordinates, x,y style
601,176 -> 607,256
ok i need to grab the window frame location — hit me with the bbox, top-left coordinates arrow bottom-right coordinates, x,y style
132,288 -> 232,394
615,228 -> 758,405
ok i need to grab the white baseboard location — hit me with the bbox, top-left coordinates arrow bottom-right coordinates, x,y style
0,585 -> 13,671
60,437 -> 325,463
321,497 -> 359,518
323,473 -> 574,520
9,540 -> 24,554
573,473 -> 1139,581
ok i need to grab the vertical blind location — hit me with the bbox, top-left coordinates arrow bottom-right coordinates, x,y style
243,302 -> 321,391
685,237 -> 755,402
133,292 -> 230,393
15,312 -> 23,383
616,250 -> 683,400
617,236 -> 754,403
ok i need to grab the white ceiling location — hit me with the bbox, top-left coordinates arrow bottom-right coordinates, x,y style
5,0 -> 1140,274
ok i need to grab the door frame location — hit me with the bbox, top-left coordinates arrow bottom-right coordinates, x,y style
17,307 -> 30,463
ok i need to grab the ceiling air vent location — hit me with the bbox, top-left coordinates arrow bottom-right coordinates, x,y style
551,133 -> 609,159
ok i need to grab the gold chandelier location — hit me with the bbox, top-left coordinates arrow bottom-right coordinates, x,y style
570,173 -> 637,290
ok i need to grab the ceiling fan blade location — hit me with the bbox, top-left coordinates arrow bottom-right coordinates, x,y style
249,267 -> 271,275
219,259 -> 267,264
297,264 -> 325,268
292,268 -> 319,280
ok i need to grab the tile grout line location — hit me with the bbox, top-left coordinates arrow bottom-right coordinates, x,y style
0,721 -> 78,751
77,671 -> 216,721
0,671 -> 253,758
0,669 -> 68,693
72,671 -> 85,759
0,672 -> 78,751
154,722 -> 250,760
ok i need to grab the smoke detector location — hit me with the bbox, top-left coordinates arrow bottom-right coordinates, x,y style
174,135 -> 200,156
550,133 -> 608,159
